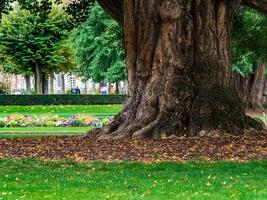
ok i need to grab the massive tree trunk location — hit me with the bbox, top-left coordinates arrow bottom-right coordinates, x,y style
34,63 -> 42,94
235,63 -> 267,108
91,0 -> 264,139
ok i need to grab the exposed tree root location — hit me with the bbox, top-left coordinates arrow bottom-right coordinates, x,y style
83,107 -> 266,140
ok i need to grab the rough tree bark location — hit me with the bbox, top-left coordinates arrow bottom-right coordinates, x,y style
90,0 -> 266,139
235,63 -> 267,108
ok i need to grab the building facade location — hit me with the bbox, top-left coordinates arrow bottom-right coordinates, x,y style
0,72 -> 128,95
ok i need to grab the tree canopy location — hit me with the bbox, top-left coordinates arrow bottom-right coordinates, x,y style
72,3 -> 126,83
0,1 -> 74,93
232,6 -> 267,76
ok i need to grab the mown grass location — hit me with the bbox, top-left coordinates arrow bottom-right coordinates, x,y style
0,127 -> 92,133
0,159 -> 266,200
0,105 -> 123,117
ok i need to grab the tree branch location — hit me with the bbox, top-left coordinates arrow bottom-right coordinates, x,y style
242,0 -> 267,15
97,0 -> 123,26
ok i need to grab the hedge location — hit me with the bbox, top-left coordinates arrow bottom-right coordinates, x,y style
0,95 -> 127,105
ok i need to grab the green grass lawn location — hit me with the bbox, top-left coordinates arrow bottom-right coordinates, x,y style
0,105 -> 123,117
0,159 -> 266,200
0,127 -> 92,132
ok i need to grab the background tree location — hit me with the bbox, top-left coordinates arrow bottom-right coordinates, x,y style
0,0 -> 14,19
0,50 -> 32,93
0,3 -> 73,94
232,6 -> 267,108
66,0 -> 93,26
72,3 -> 126,92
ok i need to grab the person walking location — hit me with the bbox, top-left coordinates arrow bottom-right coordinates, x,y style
75,86 -> 81,94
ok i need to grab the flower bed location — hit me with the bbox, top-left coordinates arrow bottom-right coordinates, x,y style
0,115 -> 112,128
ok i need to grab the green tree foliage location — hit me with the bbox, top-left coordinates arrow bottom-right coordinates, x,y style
66,0 -> 93,26
72,3 -> 126,83
232,7 -> 267,76
0,0 -> 14,18
0,2 -> 74,93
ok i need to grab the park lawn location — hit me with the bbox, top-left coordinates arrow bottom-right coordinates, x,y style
0,127 -> 92,132
0,105 -> 123,117
0,159 -> 266,200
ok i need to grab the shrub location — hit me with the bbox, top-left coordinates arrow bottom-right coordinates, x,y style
44,121 -> 56,127
71,119 -> 83,127
0,119 -> 6,127
77,115 -> 96,126
6,120 -> 17,127
0,95 -> 126,105
102,118 -> 110,126
5,115 -> 29,127
0,82 -> 10,94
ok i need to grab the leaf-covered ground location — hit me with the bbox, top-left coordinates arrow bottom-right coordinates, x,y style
0,134 -> 266,162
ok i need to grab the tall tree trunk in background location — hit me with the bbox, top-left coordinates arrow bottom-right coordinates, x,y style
92,0 -> 263,139
34,63 -> 42,94
92,81 -> 96,94
49,74 -> 55,94
42,73 -> 49,94
235,63 -> 267,108
61,73 -> 65,94
115,82 -> 120,94
24,75 -> 31,94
